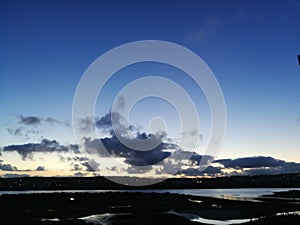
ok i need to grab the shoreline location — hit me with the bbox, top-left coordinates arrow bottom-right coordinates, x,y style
0,190 -> 299,224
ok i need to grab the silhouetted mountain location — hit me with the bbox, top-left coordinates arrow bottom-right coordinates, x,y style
0,173 -> 299,191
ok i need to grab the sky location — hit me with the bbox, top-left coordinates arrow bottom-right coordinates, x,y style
0,0 -> 300,178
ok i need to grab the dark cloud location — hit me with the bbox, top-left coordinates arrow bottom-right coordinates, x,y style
36,166 -> 45,171
81,159 -> 100,172
178,166 -> 222,176
69,158 -> 92,172
2,139 -> 79,160
0,162 -> 42,172
203,165 -> 222,174
83,135 -> 173,166
214,156 -> 286,169
239,162 -> 300,176
0,163 -> 18,171
68,156 -> 89,162
44,117 -> 61,124
58,155 -> 89,165
176,156 -> 300,177
19,116 -> 41,125
72,164 -> 82,171
7,115 -> 69,139
80,110 -> 178,167
75,107 -> 177,168
127,165 -> 153,174
215,156 -> 300,176
1,173 -> 30,178
96,111 -> 118,133
68,144 -> 79,153
18,115 -> 65,126
96,111 -> 133,136
73,172 -> 86,177
189,154 -> 214,166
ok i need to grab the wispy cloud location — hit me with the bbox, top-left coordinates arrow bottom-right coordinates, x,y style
19,116 -> 42,125
1,173 -> 30,178
184,17 -> 222,45
18,115 -> 65,126
7,114 -> 70,139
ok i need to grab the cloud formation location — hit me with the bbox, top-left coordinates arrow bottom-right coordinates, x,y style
0,162 -> 46,172
214,156 -> 285,168
2,107 -> 299,177
2,173 -> 30,178
18,115 -> 63,126
81,159 -> 100,172
73,172 -> 86,177
177,156 -> 300,177
178,165 -> 222,176
0,163 -> 18,171
7,127 -> 40,139
36,166 -> 45,171
95,111 -> 136,137
77,110 -> 178,168
2,139 -> 79,160
7,115 -> 69,139
19,116 -> 42,125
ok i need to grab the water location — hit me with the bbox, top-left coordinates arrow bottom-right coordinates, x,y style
128,187 -> 300,199
77,210 -> 300,225
2,188 -> 298,225
168,211 -> 253,225
78,212 -> 253,225
79,213 -> 124,225
1,187 -> 299,199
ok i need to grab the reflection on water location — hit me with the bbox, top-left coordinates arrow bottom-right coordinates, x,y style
275,211 -> 300,216
79,211 -> 253,225
42,211 -> 300,225
188,198 -> 202,203
190,211 -> 300,225
168,210 -> 253,225
137,187 -> 300,199
40,218 -> 60,222
191,216 -> 252,225
172,210 -> 300,225
1,187 -> 299,199
79,213 -> 128,225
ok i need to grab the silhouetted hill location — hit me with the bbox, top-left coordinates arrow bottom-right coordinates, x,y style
0,173 -> 299,190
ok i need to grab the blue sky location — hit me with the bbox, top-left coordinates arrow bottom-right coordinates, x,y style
0,0 -> 300,177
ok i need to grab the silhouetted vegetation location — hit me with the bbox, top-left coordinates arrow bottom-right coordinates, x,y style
0,173 -> 299,190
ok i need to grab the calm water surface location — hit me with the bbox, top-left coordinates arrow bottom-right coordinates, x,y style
1,187 -> 299,198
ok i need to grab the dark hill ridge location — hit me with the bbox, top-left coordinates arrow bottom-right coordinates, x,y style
0,173 -> 299,191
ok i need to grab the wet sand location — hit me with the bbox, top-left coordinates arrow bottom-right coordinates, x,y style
0,191 -> 299,225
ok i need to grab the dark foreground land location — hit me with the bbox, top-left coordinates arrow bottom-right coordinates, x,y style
0,190 -> 299,225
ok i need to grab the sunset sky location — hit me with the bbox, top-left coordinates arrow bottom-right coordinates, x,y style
0,0 -> 299,178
